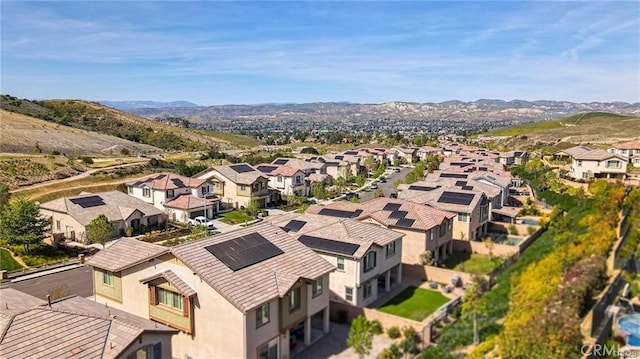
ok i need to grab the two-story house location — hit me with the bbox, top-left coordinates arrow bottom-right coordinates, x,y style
563,148 -> 628,180
197,163 -> 271,209
86,223 -> 335,359
256,163 -> 307,197
270,213 -> 403,307
393,146 -> 418,164
126,172 -> 220,223
40,190 -> 166,241
609,140 -> 640,167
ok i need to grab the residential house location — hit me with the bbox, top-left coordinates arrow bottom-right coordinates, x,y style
197,163 -> 271,208
272,157 -> 327,177
393,146 -> 418,164
86,223 -> 334,359
270,212 -> 404,307
609,140 -> 640,167
256,163 -> 307,197
417,145 -> 441,161
126,172 -> 220,223
0,288 -> 177,359
498,151 -> 529,166
40,190 -> 166,241
560,148 -> 628,180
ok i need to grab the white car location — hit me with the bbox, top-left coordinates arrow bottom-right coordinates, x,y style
187,216 -> 216,229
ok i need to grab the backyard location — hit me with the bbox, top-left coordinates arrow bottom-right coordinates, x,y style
442,252 -> 504,275
0,248 -> 23,271
218,210 -> 254,224
378,286 -> 450,322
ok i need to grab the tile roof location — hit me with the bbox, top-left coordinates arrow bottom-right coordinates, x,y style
86,237 -> 169,272
400,186 -> 485,213
126,172 -> 206,190
170,222 -> 334,312
273,158 -> 325,172
555,145 -> 593,158
208,163 -> 267,185
611,140 -> 640,150
573,149 -> 627,161
255,163 -> 303,177
39,191 -> 164,227
163,193 -> 219,210
140,270 -> 197,297
0,289 -> 175,359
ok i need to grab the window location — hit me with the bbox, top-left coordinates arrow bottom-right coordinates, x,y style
439,220 -> 448,237
363,280 -> 373,299
577,160 -> 583,167
56,220 -> 61,231
457,213 -> 469,223
295,176 -> 302,185
289,287 -> 301,311
158,288 -> 183,311
312,277 -> 323,297
201,186 -> 210,195
166,189 -> 174,198
127,343 -> 161,359
241,185 -> 248,191
345,287 -> 353,302
102,270 -> 114,286
385,241 -> 396,258
143,188 -> 151,197
607,160 -> 621,169
363,251 -> 376,272
127,186 -> 133,194
256,303 -> 270,328
257,338 -> 278,359
277,175 -> 283,182
337,257 -> 345,271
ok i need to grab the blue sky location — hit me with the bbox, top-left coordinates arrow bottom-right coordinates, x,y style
1,1 -> 638,105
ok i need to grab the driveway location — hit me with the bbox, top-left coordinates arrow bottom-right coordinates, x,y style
297,322 -> 395,359
357,167 -> 412,202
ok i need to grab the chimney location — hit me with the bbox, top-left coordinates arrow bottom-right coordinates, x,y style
46,295 -> 51,307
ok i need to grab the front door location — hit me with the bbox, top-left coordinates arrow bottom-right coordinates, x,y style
130,219 -> 141,233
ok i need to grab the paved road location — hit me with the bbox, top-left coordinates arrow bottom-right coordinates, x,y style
357,167 -> 412,202
6,265 -> 93,300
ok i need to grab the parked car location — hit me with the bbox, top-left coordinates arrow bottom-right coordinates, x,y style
370,183 -> 379,190
187,216 -> 216,229
345,192 -> 359,200
379,176 -> 387,183
389,192 -> 398,199
394,168 -> 401,173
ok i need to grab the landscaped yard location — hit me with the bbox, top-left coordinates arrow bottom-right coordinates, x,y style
442,252 -> 504,275
219,210 -> 254,224
0,248 -> 23,271
378,286 -> 450,322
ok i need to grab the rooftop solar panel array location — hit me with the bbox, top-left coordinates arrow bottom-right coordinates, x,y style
383,203 -> 402,211
273,159 -> 289,165
69,195 -> 105,208
455,181 -> 467,186
440,173 -> 468,179
283,220 -> 306,232
437,191 -> 475,205
395,218 -> 416,228
171,178 -> 185,188
256,165 -> 278,173
462,186 -> 474,190
408,185 -> 439,192
298,235 -> 360,255
205,233 -> 284,271
230,164 -> 255,173
388,210 -> 408,219
344,151 -> 358,155
318,208 -> 362,218
334,155 -> 344,160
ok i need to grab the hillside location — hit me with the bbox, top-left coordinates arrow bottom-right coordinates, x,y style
486,112 -> 640,149
1,95 -> 259,150
0,109 -> 163,156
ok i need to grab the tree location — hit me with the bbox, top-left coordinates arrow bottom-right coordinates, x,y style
393,178 -> 403,191
87,214 -> 113,248
363,155 -> 377,174
0,183 -> 10,212
245,199 -> 260,217
373,188 -> 385,198
334,176 -> 347,194
0,196 -> 48,254
355,174 -> 366,187
483,237 -> 495,261
462,274 -> 489,345
300,146 -> 319,155
346,315 -> 373,358
313,182 -> 328,200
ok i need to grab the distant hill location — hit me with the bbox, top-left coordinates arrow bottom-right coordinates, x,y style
486,112 -> 640,149
126,99 -> 640,124
1,95 -> 259,151
100,100 -> 199,110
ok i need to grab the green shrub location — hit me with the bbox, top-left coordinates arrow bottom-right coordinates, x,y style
378,344 -> 401,359
387,326 -> 400,339
508,224 -> 519,235
370,319 -> 383,335
80,156 -> 94,164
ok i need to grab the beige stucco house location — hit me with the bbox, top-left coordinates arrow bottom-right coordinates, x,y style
0,288 -> 177,359
40,190 -> 166,241
196,163 -> 271,209
609,140 -> 640,168
86,222 -> 334,359
562,147 -> 628,180
256,163 -> 307,196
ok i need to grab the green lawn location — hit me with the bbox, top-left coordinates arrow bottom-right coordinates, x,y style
441,252 -> 503,275
378,287 -> 450,322
0,248 -> 23,271
219,210 -> 254,224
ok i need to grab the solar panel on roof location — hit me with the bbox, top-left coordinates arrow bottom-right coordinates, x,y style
205,233 -> 284,271
325,161 -> 339,166
455,181 -> 467,186
479,167 -> 488,171
462,186 -> 474,190
69,195 -> 105,208
298,235 -> 360,255
171,178 -> 185,188
273,159 -> 288,165
408,185 -> 439,191
318,208 -> 359,218
437,191 -> 475,205
256,165 -> 278,173
353,209 -> 363,217
156,174 -> 167,180
230,164 -> 255,173
440,173 -> 468,179
345,151 -> 358,155
395,218 -> 416,228
283,220 -> 306,232
388,210 -> 408,219
383,203 -> 402,211
334,155 -> 344,160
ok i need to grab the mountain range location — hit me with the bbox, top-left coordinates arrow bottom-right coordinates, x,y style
100,100 -> 199,110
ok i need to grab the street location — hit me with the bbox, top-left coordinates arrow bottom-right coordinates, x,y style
355,167 -> 412,202
6,266 -> 93,300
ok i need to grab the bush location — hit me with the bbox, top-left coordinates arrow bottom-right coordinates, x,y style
527,226 -> 537,235
508,224 -> 519,235
80,156 -> 94,164
378,344 -> 401,359
387,326 -> 400,339
370,319 -> 383,335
